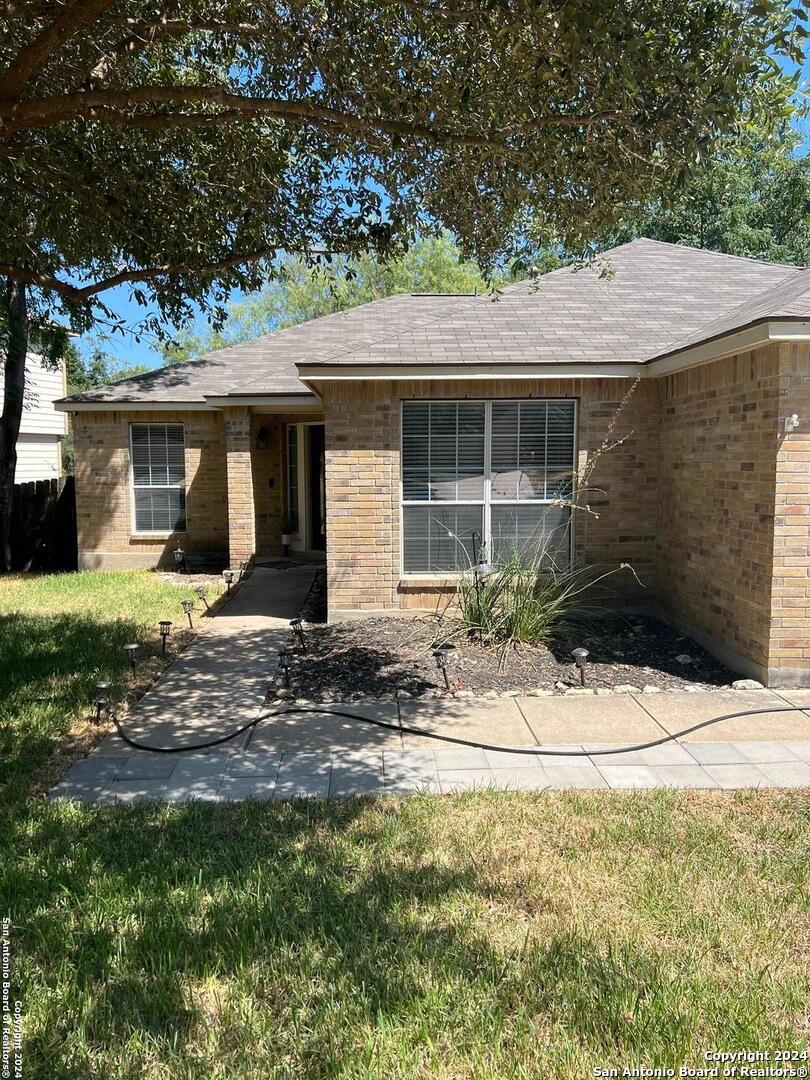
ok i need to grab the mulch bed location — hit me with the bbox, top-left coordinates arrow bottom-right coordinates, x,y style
285,609 -> 743,702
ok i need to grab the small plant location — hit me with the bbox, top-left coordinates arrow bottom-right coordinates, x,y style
451,524 -> 633,664
280,513 -> 296,536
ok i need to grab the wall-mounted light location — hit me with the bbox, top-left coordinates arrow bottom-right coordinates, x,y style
785,413 -> 800,434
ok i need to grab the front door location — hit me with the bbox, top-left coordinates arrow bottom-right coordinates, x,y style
307,424 -> 326,551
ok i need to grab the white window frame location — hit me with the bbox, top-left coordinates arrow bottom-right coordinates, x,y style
129,422 -> 187,536
399,398 -> 577,578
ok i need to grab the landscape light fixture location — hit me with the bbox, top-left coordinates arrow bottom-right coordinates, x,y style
194,584 -> 210,610
222,569 -> 234,594
93,681 -> 111,724
159,620 -> 172,655
123,643 -> 139,673
181,599 -> 194,628
173,547 -> 188,573
238,560 -> 248,582
432,645 -> 452,691
278,648 -> 292,688
571,647 -> 590,687
290,618 -> 306,649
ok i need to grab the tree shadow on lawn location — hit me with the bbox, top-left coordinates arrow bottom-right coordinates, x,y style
8,797 -> 704,1073
0,612 -> 152,793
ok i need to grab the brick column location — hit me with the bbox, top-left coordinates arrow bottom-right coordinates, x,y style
224,407 -> 256,563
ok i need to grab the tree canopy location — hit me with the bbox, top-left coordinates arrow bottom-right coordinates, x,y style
0,0 -> 805,337
607,129 -> 810,265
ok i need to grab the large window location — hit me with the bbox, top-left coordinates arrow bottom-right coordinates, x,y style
401,399 -> 575,573
130,423 -> 186,533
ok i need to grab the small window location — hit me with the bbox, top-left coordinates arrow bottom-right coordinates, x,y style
287,425 -> 299,532
130,423 -> 186,533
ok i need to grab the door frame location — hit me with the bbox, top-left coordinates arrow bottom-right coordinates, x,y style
287,420 -> 326,555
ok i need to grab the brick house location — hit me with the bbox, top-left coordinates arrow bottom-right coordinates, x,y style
57,239 -> 810,686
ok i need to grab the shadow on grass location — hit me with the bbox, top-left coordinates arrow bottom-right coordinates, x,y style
0,612 -> 154,795
5,796 -> 703,1075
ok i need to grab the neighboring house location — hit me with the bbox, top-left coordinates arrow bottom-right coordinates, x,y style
56,239 -> 810,686
9,352 -> 66,483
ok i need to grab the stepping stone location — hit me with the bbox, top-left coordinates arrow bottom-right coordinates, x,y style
597,765 -> 660,789
219,776 -> 277,801
702,764 -> 770,789
438,769 -> 495,793
540,764 -> 607,789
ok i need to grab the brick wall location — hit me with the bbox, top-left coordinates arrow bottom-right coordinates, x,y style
321,377 -> 659,618
73,409 -> 229,569
771,343 -> 810,684
657,346 -> 782,681
251,414 -> 283,556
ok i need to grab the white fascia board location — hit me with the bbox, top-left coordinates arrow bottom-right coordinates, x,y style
202,393 -> 321,409
297,362 -> 642,381
645,320 -> 810,376
54,399 -> 210,413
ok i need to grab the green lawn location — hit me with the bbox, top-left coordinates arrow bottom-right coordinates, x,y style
1,571 -> 808,1079
0,569 -> 199,802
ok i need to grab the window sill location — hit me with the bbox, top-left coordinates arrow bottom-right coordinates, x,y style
130,532 -> 186,542
399,575 -> 463,589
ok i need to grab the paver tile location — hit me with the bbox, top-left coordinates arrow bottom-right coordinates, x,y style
433,747 -> 489,771
782,741 -> 810,763
438,769 -> 495,793
540,765 -> 607,789
731,740 -> 799,764
329,765 -> 386,797
48,780 -> 111,803
597,765 -> 660,789
100,779 -> 168,804
685,742 -> 750,766
383,776 -> 441,795
163,778 -> 225,802
490,768 -> 550,791
702,764 -> 770,789
273,771 -> 331,800
115,754 -> 177,781
219,776 -> 276,801
648,765 -> 718,789
756,760 -> 810,787
225,752 -> 283,777
484,749 -> 543,769
61,756 -> 121,784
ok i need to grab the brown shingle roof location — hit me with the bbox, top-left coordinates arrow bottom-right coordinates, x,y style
60,238 -> 802,404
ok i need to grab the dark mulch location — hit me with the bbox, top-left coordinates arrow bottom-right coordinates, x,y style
286,610 -> 741,702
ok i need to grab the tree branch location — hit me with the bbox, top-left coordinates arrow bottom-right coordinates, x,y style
1,84 -> 634,146
0,0 -> 115,100
88,19 -> 263,82
0,247 -> 336,302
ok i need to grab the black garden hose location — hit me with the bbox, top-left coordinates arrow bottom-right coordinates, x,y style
108,702 -> 808,757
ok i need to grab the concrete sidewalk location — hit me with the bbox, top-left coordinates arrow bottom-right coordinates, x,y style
94,564 -> 318,754
51,684 -> 810,803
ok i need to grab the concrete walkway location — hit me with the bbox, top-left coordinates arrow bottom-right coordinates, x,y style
46,566 -> 810,802
51,691 -> 810,805
93,564 -> 318,754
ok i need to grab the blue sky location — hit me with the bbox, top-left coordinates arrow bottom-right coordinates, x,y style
81,51 -> 810,373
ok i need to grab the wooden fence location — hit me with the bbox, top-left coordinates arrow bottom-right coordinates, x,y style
10,476 -> 77,571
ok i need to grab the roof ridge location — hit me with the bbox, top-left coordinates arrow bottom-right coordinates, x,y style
631,235 -> 802,270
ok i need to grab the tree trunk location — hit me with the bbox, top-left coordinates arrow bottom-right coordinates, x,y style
0,279 -> 28,571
